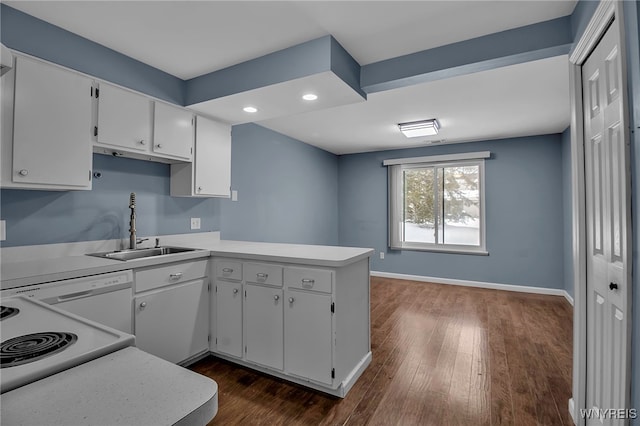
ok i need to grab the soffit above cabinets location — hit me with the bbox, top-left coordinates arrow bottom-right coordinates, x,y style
3,1 -> 577,80
1,2 -> 576,154
189,71 -> 365,125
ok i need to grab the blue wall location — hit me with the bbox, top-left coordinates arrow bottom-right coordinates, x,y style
220,124 -> 339,245
0,155 -> 220,246
561,127 -> 574,299
338,135 -> 564,289
0,4 -> 185,105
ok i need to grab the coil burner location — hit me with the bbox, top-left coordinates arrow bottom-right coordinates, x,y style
0,306 -> 19,321
1,332 -> 78,368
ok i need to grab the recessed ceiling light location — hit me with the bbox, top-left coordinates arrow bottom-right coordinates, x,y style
302,93 -> 318,101
398,119 -> 439,138
243,106 -> 258,113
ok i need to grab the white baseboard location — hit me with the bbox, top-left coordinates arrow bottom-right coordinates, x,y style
563,291 -> 574,306
371,270 -> 572,301
568,397 -> 576,425
0,231 -> 221,262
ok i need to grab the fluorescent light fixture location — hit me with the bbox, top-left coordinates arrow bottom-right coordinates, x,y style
243,106 -> 258,113
398,119 -> 439,138
302,93 -> 318,101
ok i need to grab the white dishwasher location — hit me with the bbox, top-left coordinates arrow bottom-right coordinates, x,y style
1,270 -> 133,334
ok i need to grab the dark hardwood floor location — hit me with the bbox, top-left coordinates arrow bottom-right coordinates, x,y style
189,277 -> 573,426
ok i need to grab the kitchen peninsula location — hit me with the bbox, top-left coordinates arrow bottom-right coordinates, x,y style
1,234 -> 373,399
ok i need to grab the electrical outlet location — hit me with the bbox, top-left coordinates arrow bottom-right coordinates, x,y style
190,217 -> 201,230
0,220 -> 5,242
231,190 -> 238,202
379,251 -> 385,260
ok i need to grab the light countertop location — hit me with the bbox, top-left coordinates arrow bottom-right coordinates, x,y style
0,347 -> 218,426
1,240 -> 373,289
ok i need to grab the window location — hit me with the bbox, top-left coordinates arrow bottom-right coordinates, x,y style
385,152 -> 488,254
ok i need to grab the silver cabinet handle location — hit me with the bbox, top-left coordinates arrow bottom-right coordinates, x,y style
222,268 -> 233,273
197,186 -> 202,192
140,301 -> 147,308
169,272 -> 183,280
139,140 -> 146,145
256,273 -> 268,279
288,297 -> 295,303
233,288 -> 239,294
18,169 -> 28,176
156,144 -> 162,149
301,278 -> 315,285
274,295 -> 279,301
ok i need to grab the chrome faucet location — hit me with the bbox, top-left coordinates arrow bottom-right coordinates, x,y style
129,192 -> 137,250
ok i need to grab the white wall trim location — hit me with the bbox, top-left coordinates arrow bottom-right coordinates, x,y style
570,0 -> 616,64
382,151 -> 490,166
568,2 -> 631,425
568,398 -> 576,425
563,291 -> 575,307
370,270 -> 572,301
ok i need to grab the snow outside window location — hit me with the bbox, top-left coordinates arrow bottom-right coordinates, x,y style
386,153 -> 488,255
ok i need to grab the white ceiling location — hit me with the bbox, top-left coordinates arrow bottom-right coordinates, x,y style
4,0 -> 577,154
260,55 -> 571,154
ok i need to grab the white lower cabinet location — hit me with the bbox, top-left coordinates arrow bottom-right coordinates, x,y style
215,280 -> 243,358
245,283 -> 284,370
210,257 -> 371,397
133,259 -> 209,364
284,289 -> 333,385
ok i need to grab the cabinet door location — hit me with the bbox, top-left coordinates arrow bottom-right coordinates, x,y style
12,57 -> 92,188
96,83 -> 151,151
284,290 -> 333,385
134,279 -> 208,364
215,281 -> 243,358
153,102 -> 193,160
245,284 -> 283,370
194,116 -> 231,197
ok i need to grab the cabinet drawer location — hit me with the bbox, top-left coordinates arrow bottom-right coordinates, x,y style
284,267 -> 333,294
215,260 -> 242,281
135,259 -> 207,293
244,262 -> 283,287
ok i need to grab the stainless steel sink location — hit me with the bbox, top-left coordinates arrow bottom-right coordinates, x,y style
86,246 -> 198,261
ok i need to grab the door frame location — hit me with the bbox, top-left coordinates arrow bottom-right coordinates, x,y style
568,1 -> 633,424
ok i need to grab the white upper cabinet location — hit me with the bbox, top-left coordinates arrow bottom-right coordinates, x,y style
152,102 -> 194,161
170,115 -> 231,198
195,116 -> 231,197
95,82 -> 152,152
6,56 -> 92,190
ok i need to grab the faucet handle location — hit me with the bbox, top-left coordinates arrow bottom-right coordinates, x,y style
155,238 -> 160,248
136,237 -> 149,245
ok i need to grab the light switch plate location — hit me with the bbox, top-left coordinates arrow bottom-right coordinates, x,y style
231,190 -> 238,202
0,220 -> 5,241
190,218 -> 201,230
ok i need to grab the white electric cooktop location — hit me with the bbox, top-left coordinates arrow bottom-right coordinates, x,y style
0,296 -> 134,393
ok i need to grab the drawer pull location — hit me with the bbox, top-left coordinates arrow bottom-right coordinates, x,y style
274,295 -> 279,301
169,272 -> 183,280
301,278 -> 315,285
256,273 -> 268,279
222,268 -> 234,273
139,302 -> 147,309
233,288 -> 239,295
288,297 -> 295,304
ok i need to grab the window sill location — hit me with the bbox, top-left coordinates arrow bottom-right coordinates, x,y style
390,244 -> 489,256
